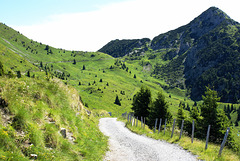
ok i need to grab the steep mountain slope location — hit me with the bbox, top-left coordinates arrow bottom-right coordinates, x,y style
0,22 -> 174,116
0,23 -> 109,160
152,7 -> 240,102
0,74 -> 108,160
99,7 -> 240,103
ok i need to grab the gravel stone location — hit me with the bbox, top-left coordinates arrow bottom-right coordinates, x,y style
99,118 -> 198,161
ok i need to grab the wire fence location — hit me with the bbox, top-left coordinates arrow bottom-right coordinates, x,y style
125,113 -> 230,156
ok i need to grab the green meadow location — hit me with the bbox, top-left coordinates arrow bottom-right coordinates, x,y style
0,22 -> 240,160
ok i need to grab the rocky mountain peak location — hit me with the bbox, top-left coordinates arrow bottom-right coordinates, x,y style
196,6 -> 230,23
189,7 -> 237,36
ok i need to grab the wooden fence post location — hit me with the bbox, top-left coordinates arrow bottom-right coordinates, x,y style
164,118 -> 167,135
144,117 -> 146,130
205,125 -> 211,150
171,119 -> 176,138
136,117 -> 138,127
132,117 -> 134,126
158,118 -> 162,134
179,119 -> 184,140
218,127 -> 230,156
191,120 -> 194,143
154,118 -> 158,133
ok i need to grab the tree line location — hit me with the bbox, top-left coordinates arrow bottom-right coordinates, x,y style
131,86 -> 238,151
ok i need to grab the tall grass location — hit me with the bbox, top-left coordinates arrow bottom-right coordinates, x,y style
0,76 -> 108,160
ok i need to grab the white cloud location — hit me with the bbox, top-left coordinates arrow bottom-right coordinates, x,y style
13,0 -> 240,51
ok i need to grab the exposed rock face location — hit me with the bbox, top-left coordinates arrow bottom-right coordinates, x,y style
150,7 -> 240,102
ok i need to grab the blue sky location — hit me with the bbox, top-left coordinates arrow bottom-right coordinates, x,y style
0,0 -> 128,25
1,0 -> 240,51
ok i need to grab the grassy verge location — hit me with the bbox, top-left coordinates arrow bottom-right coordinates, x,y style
0,76 -> 108,160
120,118 -> 240,161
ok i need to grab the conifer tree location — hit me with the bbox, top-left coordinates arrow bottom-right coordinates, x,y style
148,91 -> 172,129
200,87 -> 230,142
16,71 -> 21,78
40,61 -> 43,68
26,71 -> 30,77
73,59 -> 76,64
236,107 -> 240,126
132,86 -> 151,118
0,61 -> 4,76
177,104 -> 185,129
114,95 -> 121,106
45,45 -> 49,50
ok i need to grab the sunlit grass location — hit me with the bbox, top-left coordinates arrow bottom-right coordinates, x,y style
0,77 -> 108,160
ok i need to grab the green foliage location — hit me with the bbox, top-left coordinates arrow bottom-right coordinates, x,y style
114,95 -> 121,106
0,61 -> 4,76
98,38 -> 150,58
82,65 -> 86,70
73,59 -> 76,64
177,103 -> 185,129
26,70 -> 30,77
132,86 -> 151,118
236,108 -> 240,125
148,91 -> 172,128
0,77 -> 108,160
200,87 -> 225,142
16,71 -> 21,78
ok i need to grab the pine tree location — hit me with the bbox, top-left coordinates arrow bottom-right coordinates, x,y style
230,104 -> 234,112
40,61 -> 43,68
193,101 -> 197,106
45,45 -> 49,51
16,71 -> 21,78
148,91 -> 171,129
185,106 -> 202,138
114,95 -> 121,106
82,65 -> 86,70
132,86 -> 151,118
26,71 -> 30,77
177,104 -> 185,129
200,87 -> 230,142
0,61 -> 4,76
73,59 -> 76,65
236,107 -> 240,126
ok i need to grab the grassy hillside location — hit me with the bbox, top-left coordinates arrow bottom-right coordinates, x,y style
0,22 -> 189,117
0,76 -> 108,160
1,19 -> 240,159
0,28 -> 109,160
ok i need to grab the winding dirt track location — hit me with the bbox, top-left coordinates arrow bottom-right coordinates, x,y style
99,118 -> 198,161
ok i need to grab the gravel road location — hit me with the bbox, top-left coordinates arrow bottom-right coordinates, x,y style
99,118 -> 198,161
